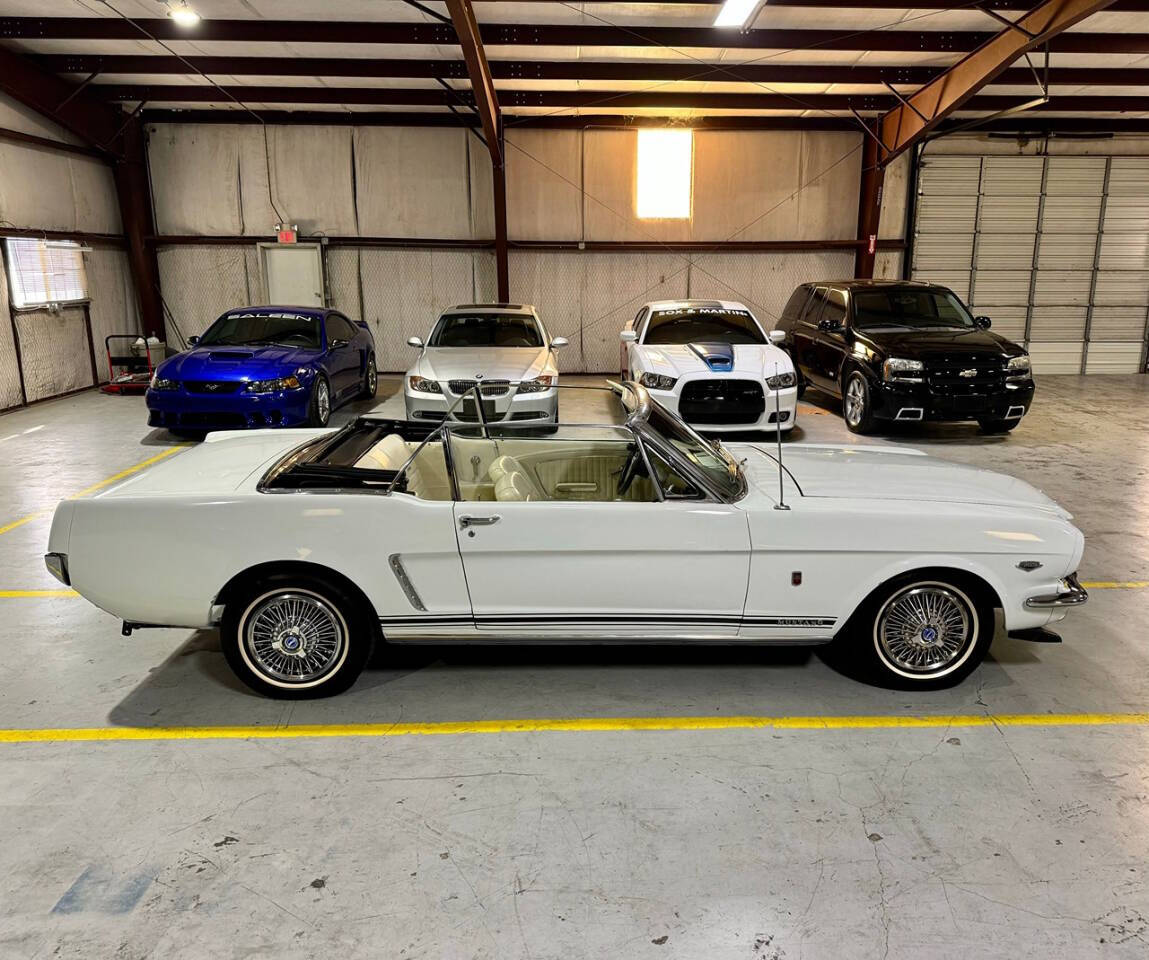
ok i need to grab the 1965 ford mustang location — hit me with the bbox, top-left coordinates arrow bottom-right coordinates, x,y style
45,384 -> 1086,699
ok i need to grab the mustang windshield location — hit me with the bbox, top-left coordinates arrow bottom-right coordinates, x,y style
198,311 -> 321,348
429,313 -> 543,348
853,289 -> 976,332
643,400 -> 743,499
644,308 -> 766,345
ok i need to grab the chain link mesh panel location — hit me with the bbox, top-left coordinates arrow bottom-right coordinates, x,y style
0,259 -> 23,410
85,248 -> 141,382
686,250 -> 856,329
14,307 -> 93,403
156,245 -> 257,348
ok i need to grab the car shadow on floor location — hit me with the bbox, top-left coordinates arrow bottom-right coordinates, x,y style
104,625 -> 1038,728
799,390 -> 1014,446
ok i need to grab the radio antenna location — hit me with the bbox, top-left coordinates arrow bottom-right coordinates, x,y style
773,362 -> 790,511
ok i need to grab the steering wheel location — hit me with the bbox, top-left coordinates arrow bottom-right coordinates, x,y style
617,445 -> 644,496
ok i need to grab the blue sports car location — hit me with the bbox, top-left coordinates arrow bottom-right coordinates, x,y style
146,306 -> 377,433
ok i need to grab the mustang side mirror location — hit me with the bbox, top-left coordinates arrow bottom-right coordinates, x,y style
187,335 -> 199,346
974,315 -> 992,329
769,330 -> 785,344
407,336 -> 424,348
620,330 -> 637,343
550,336 -> 569,350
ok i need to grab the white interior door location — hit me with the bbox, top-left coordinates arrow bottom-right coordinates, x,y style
261,244 -> 324,306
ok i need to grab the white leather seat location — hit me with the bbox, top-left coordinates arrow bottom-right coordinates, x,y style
488,454 -> 546,502
355,434 -> 452,500
355,433 -> 411,472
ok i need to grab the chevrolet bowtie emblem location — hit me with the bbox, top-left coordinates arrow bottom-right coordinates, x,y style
959,368 -> 977,378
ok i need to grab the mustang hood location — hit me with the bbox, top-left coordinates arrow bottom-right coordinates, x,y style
641,343 -> 793,379
93,430 -> 331,499
855,327 -> 1022,362
739,444 -> 1070,518
415,346 -> 550,383
158,344 -> 322,380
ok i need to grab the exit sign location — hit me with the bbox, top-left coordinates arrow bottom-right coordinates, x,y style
276,225 -> 298,244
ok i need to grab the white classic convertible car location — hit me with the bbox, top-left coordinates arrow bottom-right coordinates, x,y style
46,384 -> 1086,699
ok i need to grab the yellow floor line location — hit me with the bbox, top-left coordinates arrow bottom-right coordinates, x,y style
1081,581 -> 1149,589
0,590 -> 79,598
0,445 -> 186,538
2,713 -> 1149,744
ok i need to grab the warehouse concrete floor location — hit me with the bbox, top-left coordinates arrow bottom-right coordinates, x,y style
1,375 -> 1147,959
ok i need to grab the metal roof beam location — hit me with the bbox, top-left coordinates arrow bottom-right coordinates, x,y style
34,55 -> 1149,88
1,18 -> 1145,53
875,0 -> 1118,164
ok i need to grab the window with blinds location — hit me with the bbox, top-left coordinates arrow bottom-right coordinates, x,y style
3,238 -> 89,309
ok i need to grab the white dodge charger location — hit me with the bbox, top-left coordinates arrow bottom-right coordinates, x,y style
404,303 -> 566,426
621,299 -> 799,433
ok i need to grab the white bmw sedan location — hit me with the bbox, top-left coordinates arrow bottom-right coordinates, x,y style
622,299 -> 798,433
404,303 -> 567,425
47,384 -> 1086,699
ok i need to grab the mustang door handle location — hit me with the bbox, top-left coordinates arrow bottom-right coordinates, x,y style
459,514 -> 501,528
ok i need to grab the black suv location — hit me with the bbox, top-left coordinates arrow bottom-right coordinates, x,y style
774,280 -> 1035,434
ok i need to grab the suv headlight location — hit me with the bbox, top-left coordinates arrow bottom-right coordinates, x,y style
517,375 -> 553,394
1006,355 -> 1031,379
640,372 -> 678,391
766,371 -> 796,390
882,358 -> 924,383
246,376 -> 301,393
408,376 -> 442,394
149,375 -> 178,391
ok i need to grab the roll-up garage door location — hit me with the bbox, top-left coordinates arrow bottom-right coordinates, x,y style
912,153 -> 1149,374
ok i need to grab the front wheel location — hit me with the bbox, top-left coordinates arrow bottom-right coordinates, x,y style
842,371 -> 874,434
835,574 -> 995,689
978,417 -> 1019,434
221,574 -> 375,699
308,376 -> 332,427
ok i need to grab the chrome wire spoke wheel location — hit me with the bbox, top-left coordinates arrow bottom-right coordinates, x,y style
874,582 -> 977,678
242,590 -> 346,686
844,377 -> 865,427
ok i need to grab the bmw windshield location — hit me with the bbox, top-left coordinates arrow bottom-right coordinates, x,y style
429,313 -> 543,348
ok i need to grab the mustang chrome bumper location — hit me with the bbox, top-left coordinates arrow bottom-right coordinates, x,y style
1024,573 -> 1088,609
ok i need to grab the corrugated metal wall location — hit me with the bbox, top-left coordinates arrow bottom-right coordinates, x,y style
913,149 -> 1149,374
147,123 -> 879,371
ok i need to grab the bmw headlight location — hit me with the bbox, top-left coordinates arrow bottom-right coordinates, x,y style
882,358 -> 924,383
149,375 -> 178,391
640,372 -> 678,391
408,376 -> 442,394
766,371 -> 796,390
517,375 -> 553,394
1006,355 -> 1031,380
245,376 -> 301,394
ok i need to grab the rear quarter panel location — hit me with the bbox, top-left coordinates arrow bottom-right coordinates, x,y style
63,491 -> 468,628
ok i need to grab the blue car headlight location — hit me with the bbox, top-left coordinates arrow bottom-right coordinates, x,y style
246,375 -> 302,394
149,374 -> 178,391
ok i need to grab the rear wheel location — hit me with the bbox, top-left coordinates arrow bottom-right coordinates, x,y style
834,573 -> 995,689
360,355 -> 378,399
842,371 -> 874,434
221,573 -> 375,699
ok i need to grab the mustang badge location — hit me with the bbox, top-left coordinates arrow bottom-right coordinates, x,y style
204,383 -> 220,391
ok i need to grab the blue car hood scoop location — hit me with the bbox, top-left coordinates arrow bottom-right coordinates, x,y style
688,341 -> 735,372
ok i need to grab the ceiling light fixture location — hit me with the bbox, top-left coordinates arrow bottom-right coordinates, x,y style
713,0 -> 763,29
167,2 -> 201,27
